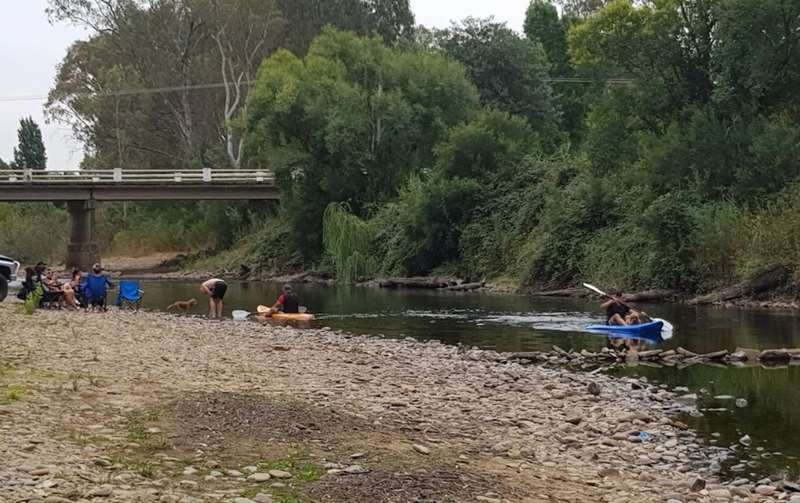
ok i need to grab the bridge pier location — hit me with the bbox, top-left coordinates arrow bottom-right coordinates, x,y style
66,200 -> 100,271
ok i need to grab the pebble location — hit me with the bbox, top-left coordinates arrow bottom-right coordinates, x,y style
708,489 -> 731,498
247,472 -> 272,482
182,466 -> 198,476
350,452 -> 367,459
344,465 -> 369,474
227,469 -> 244,477
86,484 -> 114,497
413,444 -> 431,455
755,485 -> 776,496
268,469 -> 292,479
253,495 -> 273,503
690,477 -> 706,492
739,435 -> 752,446
233,498 -> 256,503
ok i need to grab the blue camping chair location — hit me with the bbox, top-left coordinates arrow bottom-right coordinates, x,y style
116,280 -> 143,311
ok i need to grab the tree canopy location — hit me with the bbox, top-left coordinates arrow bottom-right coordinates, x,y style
13,117 -> 47,171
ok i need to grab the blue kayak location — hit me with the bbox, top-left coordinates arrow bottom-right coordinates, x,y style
585,320 -> 664,336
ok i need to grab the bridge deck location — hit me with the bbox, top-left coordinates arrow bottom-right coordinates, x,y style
0,169 -> 279,201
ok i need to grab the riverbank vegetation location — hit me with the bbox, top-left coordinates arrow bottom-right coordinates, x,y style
37,0 -> 800,294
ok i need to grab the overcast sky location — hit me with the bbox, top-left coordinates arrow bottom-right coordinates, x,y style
0,0 -> 530,171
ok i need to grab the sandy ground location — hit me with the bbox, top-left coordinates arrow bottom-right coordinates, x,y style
0,302 -> 789,503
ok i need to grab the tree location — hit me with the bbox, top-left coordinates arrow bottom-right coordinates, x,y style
47,0 -> 415,170
0,158 -> 8,170
435,18 -> 559,144
524,0 -> 568,74
713,0 -> 800,117
13,117 -> 47,170
556,0 -> 613,18
243,27 -> 480,258
205,0 -> 282,168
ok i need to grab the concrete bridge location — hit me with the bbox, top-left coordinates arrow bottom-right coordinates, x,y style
0,169 -> 278,270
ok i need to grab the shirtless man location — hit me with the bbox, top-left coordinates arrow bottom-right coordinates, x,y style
200,278 -> 227,319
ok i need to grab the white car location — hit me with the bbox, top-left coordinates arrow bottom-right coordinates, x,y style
0,255 -> 21,302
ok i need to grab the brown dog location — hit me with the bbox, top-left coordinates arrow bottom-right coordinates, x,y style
167,299 -> 197,311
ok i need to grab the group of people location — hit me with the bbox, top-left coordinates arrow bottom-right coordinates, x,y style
199,278 -> 300,319
18,262 -> 113,311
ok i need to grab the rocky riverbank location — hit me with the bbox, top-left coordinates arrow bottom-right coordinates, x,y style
1,303 -> 797,503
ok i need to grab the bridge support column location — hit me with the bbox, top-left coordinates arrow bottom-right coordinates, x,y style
66,200 -> 100,271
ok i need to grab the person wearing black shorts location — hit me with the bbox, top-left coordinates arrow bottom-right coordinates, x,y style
200,278 -> 227,318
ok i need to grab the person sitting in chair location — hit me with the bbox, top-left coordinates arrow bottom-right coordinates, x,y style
85,264 -> 114,311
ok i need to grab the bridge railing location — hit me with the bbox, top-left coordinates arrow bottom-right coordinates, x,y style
0,169 -> 275,184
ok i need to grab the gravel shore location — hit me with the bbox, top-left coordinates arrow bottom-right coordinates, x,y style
0,303 -> 789,503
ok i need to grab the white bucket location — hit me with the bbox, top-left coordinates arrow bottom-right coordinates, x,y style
232,310 -> 250,321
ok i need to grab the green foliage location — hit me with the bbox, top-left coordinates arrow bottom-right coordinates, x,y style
23,286 -> 44,316
524,0 -> 569,73
322,203 -> 377,283
13,117 -> 47,170
373,175 -> 481,276
435,109 -> 536,180
244,27 -> 479,259
0,203 -> 69,263
435,17 -> 559,143
735,185 -> 800,277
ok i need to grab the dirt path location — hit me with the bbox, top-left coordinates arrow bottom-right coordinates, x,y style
0,303 -> 773,503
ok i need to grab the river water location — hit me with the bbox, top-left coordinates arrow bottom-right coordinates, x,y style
132,280 -> 800,480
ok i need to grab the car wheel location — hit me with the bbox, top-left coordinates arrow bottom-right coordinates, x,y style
0,277 -> 7,302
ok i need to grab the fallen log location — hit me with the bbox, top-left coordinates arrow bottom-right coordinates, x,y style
689,265 -> 791,305
444,282 -> 485,292
759,349 -> 792,362
677,347 -> 699,357
378,277 -> 459,289
700,350 -> 729,361
530,288 -> 589,298
622,289 -> 677,303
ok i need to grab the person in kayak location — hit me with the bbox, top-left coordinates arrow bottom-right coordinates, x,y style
602,292 -> 650,325
602,292 -> 631,325
270,284 -> 300,314
200,278 -> 227,319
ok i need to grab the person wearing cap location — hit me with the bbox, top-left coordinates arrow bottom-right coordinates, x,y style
85,263 -> 114,311
270,284 -> 300,314
200,278 -> 228,319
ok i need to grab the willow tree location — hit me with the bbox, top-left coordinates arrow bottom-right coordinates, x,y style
322,203 -> 377,283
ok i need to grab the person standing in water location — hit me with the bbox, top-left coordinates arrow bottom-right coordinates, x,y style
200,278 -> 227,318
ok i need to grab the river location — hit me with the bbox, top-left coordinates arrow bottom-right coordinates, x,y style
132,279 -> 800,480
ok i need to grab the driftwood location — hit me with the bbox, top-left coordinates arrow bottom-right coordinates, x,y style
378,277 -> 459,289
505,346 -> 800,368
689,265 -> 791,305
622,289 -> 677,303
444,282 -> 485,292
760,350 -> 792,362
531,288 -> 590,298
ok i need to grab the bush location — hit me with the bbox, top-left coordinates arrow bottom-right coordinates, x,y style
373,175 -> 481,276
0,203 -> 69,263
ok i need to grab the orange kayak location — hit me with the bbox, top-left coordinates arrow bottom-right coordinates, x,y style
257,305 -> 315,321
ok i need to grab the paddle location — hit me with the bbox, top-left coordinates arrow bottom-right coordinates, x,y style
582,283 -> 674,332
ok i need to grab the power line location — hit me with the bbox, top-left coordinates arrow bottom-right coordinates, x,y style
0,76 -> 635,103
